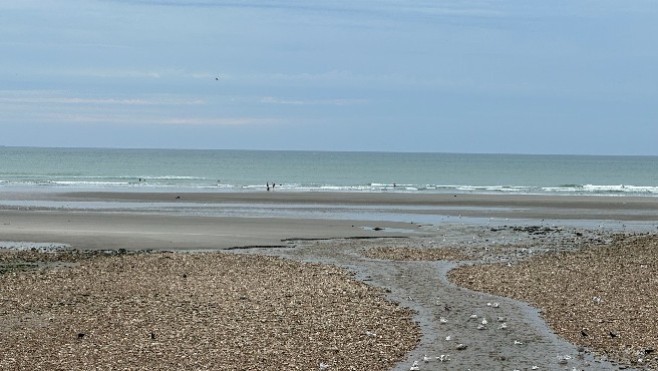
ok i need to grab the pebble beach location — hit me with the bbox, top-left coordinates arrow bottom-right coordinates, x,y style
0,251 -> 418,370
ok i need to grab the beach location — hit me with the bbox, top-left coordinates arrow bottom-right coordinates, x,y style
1,191 -> 657,370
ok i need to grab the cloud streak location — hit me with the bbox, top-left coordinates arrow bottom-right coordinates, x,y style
103,0 -> 509,21
260,96 -> 366,106
0,91 -> 206,106
28,113 -> 279,127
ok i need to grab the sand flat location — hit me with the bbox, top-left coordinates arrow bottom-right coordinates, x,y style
52,191 -> 658,222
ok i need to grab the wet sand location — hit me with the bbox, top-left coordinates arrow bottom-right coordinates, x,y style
9,191 -> 658,222
1,191 -> 657,369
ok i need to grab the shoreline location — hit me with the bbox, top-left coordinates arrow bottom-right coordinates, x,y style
3,191 -> 658,227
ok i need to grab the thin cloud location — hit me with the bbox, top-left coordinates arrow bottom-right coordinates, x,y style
103,0 -> 508,20
246,70 -> 421,88
75,69 -> 163,79
35,113 -> 279,127
159,117 -> 279,126
0,91 -> 206,106
17,67 -> 228,83
260,96 -> 366,106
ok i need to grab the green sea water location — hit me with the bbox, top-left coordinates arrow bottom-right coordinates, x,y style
1,146 -> 657,195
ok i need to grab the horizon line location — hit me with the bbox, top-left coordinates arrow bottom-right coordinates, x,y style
1,144 -> 656,158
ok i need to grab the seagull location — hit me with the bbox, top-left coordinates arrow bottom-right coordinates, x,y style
319,362 -> 330,370
513,340 -> 523,345
440,317 -> 448,324
481,318 -> 488,325
497,316 -> 506,322
492,302 -> 500,308
423,355 -> 431,363
477,324 -> 486,330
445,335 -> 452,341
531,367 -> 539,370
469,314 -> 478,320
409,360 -> 420,371
499,323 -> 508,330
366,331 -> 377,337
436,354 -> 450,362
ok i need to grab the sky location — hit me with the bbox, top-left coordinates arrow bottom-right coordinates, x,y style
1,0 -> 657,155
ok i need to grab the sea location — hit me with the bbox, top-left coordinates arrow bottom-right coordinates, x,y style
1,146 -> 657,196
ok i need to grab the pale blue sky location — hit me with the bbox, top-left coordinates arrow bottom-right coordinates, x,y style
2,0 -> 657,154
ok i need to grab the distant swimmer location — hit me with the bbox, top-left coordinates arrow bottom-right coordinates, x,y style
266,182 -> 270,191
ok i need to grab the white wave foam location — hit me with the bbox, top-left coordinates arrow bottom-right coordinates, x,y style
582,184 -> 658,194
3,177 -> 658,196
